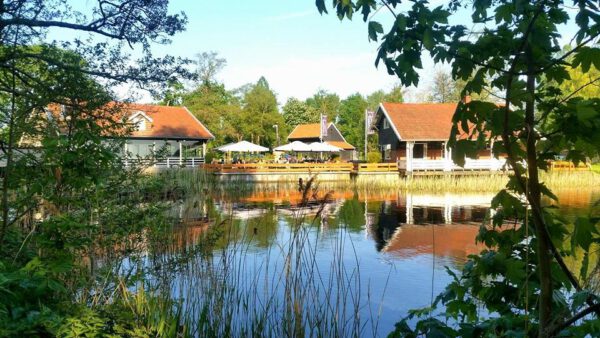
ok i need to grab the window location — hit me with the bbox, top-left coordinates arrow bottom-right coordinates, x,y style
134,117 -> 146,131
129,111 -> 153,131
383,144 -> 391,160
383,118 -> 390,129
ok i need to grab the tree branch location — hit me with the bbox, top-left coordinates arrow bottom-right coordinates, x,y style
0,18 -> 127,41
550,302 -> 600,336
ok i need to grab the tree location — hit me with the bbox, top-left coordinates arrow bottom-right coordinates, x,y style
366,84 -> 404,110
196,51 -> 227,85
182,82 -> 242,144
0,1 -> 193,334
319,1 -> 600,336
558,63 -> 600,100
159,79 -> 186,106
282,97 -> 319,128
427,68 -> 459,103
0,0 -> 190,249
240,77 -> 285,147
338,93 -> 368,154
385,84 -> 404,103
306,89 -> 341,122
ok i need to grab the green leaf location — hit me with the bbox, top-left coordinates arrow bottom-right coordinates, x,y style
315,0 -> 327,14
368,21 -> 384,41
580,251 -> 589,281
572,47 -> 600,72
423,28 -> 434,50
571,217 -> 597,252
575,101 -> 598,121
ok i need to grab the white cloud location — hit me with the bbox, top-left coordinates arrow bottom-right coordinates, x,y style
220,52 -> 401,102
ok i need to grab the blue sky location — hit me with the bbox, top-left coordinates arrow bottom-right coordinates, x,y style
72,1 -> 579,104
146,0 -> 405,102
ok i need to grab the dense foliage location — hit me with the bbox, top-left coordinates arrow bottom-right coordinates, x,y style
159,51 -> 404,154
0,0 -> 195,335
318,0 -> 600,336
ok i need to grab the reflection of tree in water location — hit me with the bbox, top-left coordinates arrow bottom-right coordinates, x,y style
244,208 -> 278,248
338,197 -> 365,232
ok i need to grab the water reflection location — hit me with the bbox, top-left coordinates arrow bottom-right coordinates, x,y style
172,188 -> 496,264
163,185 -> 599,336
172,188 -> 598,260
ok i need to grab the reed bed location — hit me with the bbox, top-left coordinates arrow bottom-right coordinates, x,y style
132,168 -> 600,337
142,174 -> 379,337
540,171 -> 600,189
154,167 -> 600,198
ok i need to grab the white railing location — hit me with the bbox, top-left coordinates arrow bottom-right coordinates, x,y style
412,159 -> 446,170
398,158 -> 506,171
123,157 -> 205,168
154,157 -> 205,167
462,158 -> 505,170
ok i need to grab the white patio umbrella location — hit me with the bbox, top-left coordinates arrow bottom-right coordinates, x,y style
216,140 -> 269,153
307,142 -> 342,152
274,141 -> 311,152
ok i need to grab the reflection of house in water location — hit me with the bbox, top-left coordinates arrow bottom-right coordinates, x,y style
217,202 -> 271,220
275,201 -> 340,218
366,192 -> 493,254
381,225 -> 484,261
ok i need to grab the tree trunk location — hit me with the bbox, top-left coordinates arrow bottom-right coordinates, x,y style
525,48 -> 552,338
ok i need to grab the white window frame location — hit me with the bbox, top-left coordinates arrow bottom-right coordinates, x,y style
383,118 -> 390,129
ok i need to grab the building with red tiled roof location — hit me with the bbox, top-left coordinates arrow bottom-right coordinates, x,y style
287,122 -> 356,161
120,103 -> 214,164
21,102 -> 214,166
375,102 -> 504,172
125,104 -> 213,141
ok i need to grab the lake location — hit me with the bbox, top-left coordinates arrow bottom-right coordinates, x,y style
157,184 -> 599,337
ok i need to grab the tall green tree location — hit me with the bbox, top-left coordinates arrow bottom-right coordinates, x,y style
182,82 -> 242,144
241,77 -> 285,147
0,0 -> 190,250
319,0 -> 600,336
338,93 -> 368,153
366,84 -> 404,110
282,97 -> 319,128
306,89 -> 341,122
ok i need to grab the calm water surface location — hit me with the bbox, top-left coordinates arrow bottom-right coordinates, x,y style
165,186 -> 599,337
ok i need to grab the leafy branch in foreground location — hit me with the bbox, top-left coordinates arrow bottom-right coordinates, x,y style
0,1 -> 197,335
318,0 -> 600,336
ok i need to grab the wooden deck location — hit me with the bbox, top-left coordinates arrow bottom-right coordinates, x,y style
203,163 -> 354,174
202,160 -> 506,175
549,160 -> 590,171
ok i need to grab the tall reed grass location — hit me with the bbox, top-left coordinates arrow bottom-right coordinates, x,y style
137,168 -> 599,337
142,174 -> 380,337
160,167 -> 600,195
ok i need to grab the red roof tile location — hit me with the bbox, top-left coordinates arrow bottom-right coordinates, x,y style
44,102 -> 214,140
288,123 -> 321,139
325,141 -> 355,150
125,104 -> 213,140
380,102 -> 457,141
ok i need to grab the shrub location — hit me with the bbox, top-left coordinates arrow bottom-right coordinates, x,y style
367,151 -> 382,163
